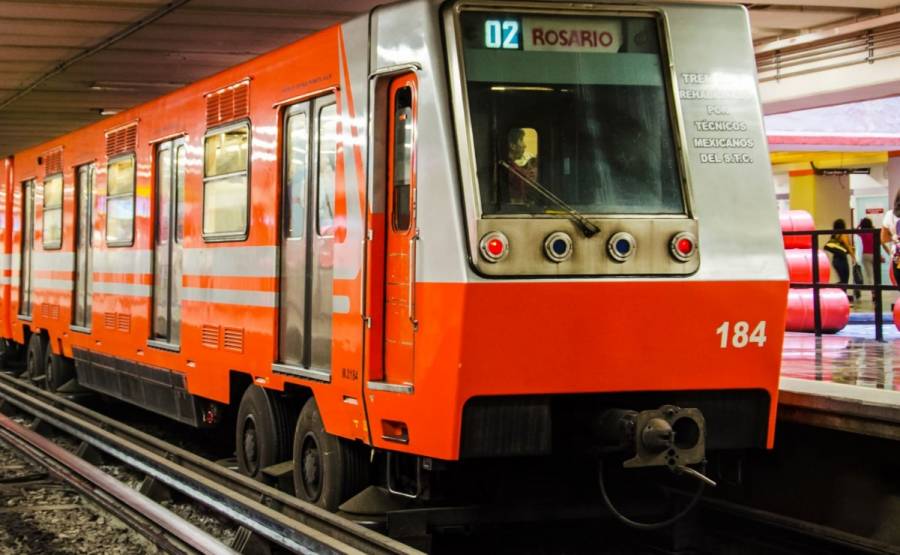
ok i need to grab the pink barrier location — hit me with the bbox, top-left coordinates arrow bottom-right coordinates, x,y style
785,249 -> 830,284
785,289 -> 850,333
780,210 -> 814,249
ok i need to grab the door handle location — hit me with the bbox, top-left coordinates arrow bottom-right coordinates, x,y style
408,228 -> 419,330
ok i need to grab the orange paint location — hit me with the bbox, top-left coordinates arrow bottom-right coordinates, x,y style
0,18 -> 787,466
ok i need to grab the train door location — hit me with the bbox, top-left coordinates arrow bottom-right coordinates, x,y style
279,103 -> 310,368
275,94 -> 336,379
151,139 -> 185,346
382,75 -> 417,387
72,164 -> 94,329
18,179 -> 34,317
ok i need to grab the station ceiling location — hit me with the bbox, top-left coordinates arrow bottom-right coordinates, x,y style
1,0 -> 898,157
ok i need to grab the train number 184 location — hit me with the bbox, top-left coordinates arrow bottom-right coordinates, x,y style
715,321 -> 766,349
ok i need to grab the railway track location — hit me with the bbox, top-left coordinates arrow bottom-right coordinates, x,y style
0,367 -> 896,555
0,412 -> 232,554
696,497 -> 900,555
0,371 -> 419,555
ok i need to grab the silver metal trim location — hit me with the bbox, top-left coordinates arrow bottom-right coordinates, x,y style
69,325 -> 91,334
332,295 -> 351,314
33,251 -> 75,271
272,363 -> 331,383
93,281 -> 152,297
33,278 -> 74,291
607,231 -> 636,263
479,230 -> 509,262
182,245 -> 277,277
369,62 -> 422,79
147,339 -> 180,353
408,228 -> 419,329
544,231 -> 573,263
182,287 -> 276,308
367,381 -> 414,394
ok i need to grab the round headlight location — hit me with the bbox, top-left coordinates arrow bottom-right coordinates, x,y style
607,232 -> 636,263
544,232 -> 573,263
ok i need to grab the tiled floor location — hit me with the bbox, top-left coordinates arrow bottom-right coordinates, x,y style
781,331 -> 900,408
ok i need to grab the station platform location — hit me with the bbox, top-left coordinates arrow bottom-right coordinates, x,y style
780,331 -> 900,441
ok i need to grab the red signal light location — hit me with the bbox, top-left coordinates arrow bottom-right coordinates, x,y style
486,238 -> 504,257
670,232 -> 697,262
480,232 -> 509,262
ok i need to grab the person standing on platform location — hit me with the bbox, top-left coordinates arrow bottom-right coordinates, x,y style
881,193 -> 900,287
825,218 -> 856,301
858,218 -> 877,301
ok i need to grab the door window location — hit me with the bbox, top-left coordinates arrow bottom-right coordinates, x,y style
286,113 -> 309,238
391,87 -> 414,232
73,164 -> 94,328
316,105 -> 337,236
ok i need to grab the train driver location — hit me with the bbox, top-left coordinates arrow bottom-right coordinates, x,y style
504,127 -> 538,206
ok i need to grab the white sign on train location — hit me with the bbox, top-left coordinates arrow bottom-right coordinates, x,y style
523,17 -> 622,53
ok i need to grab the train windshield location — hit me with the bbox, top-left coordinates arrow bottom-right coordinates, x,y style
458,11 -> 685,216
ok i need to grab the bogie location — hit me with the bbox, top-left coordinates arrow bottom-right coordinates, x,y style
45,350 -> 75,393
235,385 -> 294,482
293,397 -> 370,511
23,333 -> 46,386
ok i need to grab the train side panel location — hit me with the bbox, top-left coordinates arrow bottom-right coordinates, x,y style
7,26 -> 372,436
0,157 -> 11,342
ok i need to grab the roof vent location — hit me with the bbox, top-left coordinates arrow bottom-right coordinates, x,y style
206,81 -> 249,127
105,124 -> 137,158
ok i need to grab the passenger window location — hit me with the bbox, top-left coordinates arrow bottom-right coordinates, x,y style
286,112 -> 308,238
316,104 -> 337,236
106,155 -> 135,246
42,174 -> 63,249
203,124 -> 249,238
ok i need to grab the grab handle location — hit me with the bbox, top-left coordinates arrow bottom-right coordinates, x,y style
408,229 -> 419,330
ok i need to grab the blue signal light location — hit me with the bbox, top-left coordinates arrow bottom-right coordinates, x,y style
552,238 -> 568,255
615,238 -> 631,255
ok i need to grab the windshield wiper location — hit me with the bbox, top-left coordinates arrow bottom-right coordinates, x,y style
499,160 -> 600,238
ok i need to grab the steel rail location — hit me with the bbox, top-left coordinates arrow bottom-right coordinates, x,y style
0,373 -> 420,555
699,497 -> 900,555
0,413 -> 233,555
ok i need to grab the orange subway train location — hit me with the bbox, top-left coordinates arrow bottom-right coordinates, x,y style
0,0 -> 788,516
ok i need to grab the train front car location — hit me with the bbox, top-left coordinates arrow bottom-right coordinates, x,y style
361,0 -> 788,511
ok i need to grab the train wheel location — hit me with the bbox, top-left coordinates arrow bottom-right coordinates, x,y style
45,351 -> 74,393
23,334 -> 46,385
292,397 -> 370,511
235,385 -> 291,481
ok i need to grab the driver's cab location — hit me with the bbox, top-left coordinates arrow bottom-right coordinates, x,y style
447,6 -> 699,277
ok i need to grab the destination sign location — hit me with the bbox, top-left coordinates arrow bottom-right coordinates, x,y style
483,16 -> 622,53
